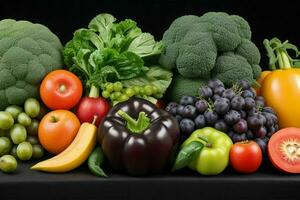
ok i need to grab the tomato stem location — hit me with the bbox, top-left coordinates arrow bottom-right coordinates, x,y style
59,84 -> 67,93
89,85 -> 99,98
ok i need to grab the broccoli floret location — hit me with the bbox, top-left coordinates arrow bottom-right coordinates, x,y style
0,19 -> 63,110
230,15 -> 251,40
159,12 -> 262,93
176,30 -> 217,78
212,52 -> 254,86
198,12 -> 242,52
235,39 -> 261,65
252,64 -> 262,79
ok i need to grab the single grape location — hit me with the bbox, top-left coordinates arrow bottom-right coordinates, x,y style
224,110 -> 241,125
254,138 -> 267,155
180,96 -> 195,106
222,89 -> 235,100
180,118 -> 195,135
169,107 -> 177,116
233,119 -> 248,133
152,86 -> 159,94
183,105 -> 197,119
0,155 -> 17,173
262,107 -> 276,115
204,110 -> 218,125
231,96 -> 245,110
199,86 -> 213,99
255,96 -> 265,107
244,97 -> 256,110
247,108 -> 259,116
214,97 -> 230,115
101,90 -> 110,98
24,98 -> 40,118
133,86 -> 142,94
213,86 -> 225,96
165,102 -> 178,112
231,132 -> 244,143
144,85 -> 154,96
208,79 -> 224,89
239,110 -> 247,119
257,114 -> 267,125
113,82 -> 123,92
176,105 -> 185,116
10,124 -> 27,144
5,105 -> 23,121
125,88 -> 135,97
0,137 -> 12,156
195,100 -> 208,113
0,111 -> 14,130
32,144 -> 44,159
237,80 -> 251,90
17,112 -> 32,127
212,94 -> 221,101
253,126 -> 267,138
267,126 -> 277,138
16,142 -> 33,161
241,90 -> 255,99
105,83 -> 114,92
194,115 -> 206,129
26,136 -> 39,145
118,94 -> 129,102
110,92 -> 122,100
26,119 -> 39,136
214,120 -> 228,133
247,115 -> 263,130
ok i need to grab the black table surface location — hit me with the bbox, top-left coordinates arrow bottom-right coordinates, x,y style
0,161 -> 299,200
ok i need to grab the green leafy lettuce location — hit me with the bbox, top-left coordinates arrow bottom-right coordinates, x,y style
63,13 -> 169,97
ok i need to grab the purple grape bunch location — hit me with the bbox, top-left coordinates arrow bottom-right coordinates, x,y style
165,79 -> 279,155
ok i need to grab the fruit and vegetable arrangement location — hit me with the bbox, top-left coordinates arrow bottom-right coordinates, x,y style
1,11 -> 300,177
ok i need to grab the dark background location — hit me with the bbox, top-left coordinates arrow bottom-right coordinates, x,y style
1,0 -> 299,67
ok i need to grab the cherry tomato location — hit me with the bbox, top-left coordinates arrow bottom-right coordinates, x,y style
230,140 -> 262,173
40,70 -> 83,110
38,110 -> 80,154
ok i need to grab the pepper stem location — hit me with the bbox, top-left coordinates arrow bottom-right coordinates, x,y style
89,85 -> 99,98
197,135 -> 212,148
117,110 -> 151,134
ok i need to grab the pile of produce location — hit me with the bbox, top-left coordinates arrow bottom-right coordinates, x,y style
1,11 -> 300,177
160,12 -> 261,101
165,79 -> 279,155
0,98 -> 45,173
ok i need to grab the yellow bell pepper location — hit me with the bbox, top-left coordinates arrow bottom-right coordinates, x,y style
258,38 -> 300,128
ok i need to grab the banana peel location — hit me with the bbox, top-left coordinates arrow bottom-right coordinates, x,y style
31,121 -> 97,172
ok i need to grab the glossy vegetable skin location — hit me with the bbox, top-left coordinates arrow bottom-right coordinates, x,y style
98,97 -> 180,176
183,127 -> 232,175
230,140 -> 262,173
38,110 -> 80,154
261,69 -> 300,128
40,70 -> 83,110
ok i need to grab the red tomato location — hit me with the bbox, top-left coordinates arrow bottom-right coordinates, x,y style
38,110 -> 81,154
268,127 -> 300,173
40,70 -> 83,110
230,140 -> 262,173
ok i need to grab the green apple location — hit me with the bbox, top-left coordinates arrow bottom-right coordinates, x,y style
182,127 -> 233,175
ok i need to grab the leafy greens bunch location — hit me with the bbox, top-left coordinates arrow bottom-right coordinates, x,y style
64,13 -> 171,101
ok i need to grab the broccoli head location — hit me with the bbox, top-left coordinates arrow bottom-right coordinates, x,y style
0,19 -> 63,110
159,12 -> 261,91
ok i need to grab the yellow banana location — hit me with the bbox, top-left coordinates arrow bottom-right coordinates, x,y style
31,122 -> 97,172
